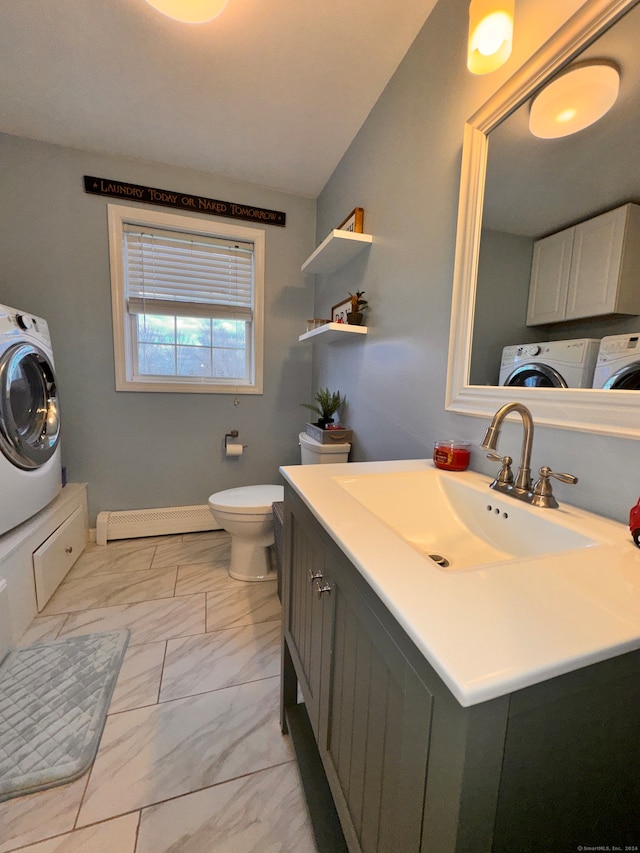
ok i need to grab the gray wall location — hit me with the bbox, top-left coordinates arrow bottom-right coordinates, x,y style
471,229 -> 536,385
312,0 -> 640,525
0,134 -> 316,524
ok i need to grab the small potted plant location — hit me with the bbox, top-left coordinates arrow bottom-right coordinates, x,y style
347,290 -> 368,325
301,387 -> 346,428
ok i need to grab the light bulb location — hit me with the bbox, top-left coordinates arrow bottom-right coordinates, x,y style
144,0 -> 228,24
472,12 -> 512,57
467,0 -> 514,75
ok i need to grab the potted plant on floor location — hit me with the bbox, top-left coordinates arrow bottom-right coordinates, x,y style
347,290 -> 368,325
301,387 -> 346,428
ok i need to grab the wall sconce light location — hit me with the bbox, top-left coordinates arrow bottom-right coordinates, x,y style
143,0 -> 227,23
529,62 -> 620,138
467,0 -> 514,75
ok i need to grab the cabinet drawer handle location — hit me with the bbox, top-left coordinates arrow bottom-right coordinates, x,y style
308,569 -> 323,583
65,546 -> 73,554
315,580 -> 332,598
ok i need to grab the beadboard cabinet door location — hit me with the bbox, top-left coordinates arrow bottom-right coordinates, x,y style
320,555 -> 433,853
282,489 -> 434,853
285,507 -> 332,738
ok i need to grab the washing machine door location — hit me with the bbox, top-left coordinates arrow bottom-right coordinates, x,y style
602,363 -> 640,389
502,363 -> 567,388
0,343 -> 61,469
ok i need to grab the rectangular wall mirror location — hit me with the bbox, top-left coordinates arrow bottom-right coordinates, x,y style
446,0 -> 640,438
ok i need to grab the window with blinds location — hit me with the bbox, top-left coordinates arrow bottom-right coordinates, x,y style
108,205 -> 264,394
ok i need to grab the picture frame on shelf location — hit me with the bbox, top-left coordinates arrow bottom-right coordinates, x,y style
331,298 -> 351,324
337,207 -> 364,233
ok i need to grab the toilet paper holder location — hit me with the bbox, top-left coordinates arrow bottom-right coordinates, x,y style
224,430 -> 247,450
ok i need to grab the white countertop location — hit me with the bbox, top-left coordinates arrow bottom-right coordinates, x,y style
280,459 -> 640,707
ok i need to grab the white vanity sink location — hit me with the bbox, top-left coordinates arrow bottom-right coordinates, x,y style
280,458 -> 639,706
333,468 -> 600,571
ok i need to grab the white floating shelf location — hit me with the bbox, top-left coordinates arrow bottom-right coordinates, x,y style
301,230 -> 373,275
298,322 -> 368,343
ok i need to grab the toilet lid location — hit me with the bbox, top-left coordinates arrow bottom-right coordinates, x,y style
298,432 -> 350,452
208,484 -> 284,514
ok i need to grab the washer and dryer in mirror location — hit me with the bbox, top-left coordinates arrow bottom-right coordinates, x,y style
499,339 -> 600,388
0,304 -> 62,536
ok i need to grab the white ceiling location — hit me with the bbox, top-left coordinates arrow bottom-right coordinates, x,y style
0,0 -> 438,198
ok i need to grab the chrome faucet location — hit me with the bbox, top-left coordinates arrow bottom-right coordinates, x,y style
481,402 -> 534,494
480,401 -> 578,508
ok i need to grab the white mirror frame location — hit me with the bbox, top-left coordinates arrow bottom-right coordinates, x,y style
446,0 -> 640,439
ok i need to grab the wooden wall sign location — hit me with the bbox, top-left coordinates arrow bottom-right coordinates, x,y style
337,207 -> 364,233
83,176 -> 286,227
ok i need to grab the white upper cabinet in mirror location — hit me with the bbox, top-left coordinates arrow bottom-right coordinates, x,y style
446,0 -> 640,438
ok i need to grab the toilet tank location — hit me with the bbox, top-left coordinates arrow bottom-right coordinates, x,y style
299,432 -> 350,464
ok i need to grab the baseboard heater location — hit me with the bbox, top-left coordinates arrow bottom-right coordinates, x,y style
95,505 -> 220,545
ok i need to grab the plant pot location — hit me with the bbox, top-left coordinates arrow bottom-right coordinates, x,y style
347,312 -> 364,326
316,418 -> 334,429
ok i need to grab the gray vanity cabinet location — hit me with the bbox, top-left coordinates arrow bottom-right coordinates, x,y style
282,487 -> 437,853
281,486 -> 640,852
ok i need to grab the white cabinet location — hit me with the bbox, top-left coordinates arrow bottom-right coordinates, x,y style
33,505 -> 87,611
527,229 -> 574,325
527,204 -> 640,326
0,484 -> 88,642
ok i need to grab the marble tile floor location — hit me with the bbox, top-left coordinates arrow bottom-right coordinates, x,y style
0,531 -> 317,853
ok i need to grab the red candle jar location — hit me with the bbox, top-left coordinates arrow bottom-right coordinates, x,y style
433,440 -> 471,471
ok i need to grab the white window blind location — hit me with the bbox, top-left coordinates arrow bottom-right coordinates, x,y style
123,224 -> 255,319
108,205 -> 264,394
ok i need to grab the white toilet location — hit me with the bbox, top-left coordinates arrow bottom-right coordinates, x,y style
208,433 -> 351,583
208,485 -> 284,582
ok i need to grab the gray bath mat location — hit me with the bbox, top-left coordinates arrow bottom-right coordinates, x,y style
0,630 -> 129,801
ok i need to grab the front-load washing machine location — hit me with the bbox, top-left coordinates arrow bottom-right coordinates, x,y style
592,332 -> 640,388
0,304 -> 62,536
499,339 -> 600,388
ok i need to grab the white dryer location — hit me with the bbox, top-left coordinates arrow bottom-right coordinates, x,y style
0,304 -> 62,536
499,339 -> 600,388
592,332 -> 640,389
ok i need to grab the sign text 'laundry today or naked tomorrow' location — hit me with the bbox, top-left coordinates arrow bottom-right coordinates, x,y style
83,176 -> 286,227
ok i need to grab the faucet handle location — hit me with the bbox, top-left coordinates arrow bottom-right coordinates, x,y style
543,467 -> 578,485
486,452 -> 514,486
536,465 -> 578,487
531,466 -> 578,508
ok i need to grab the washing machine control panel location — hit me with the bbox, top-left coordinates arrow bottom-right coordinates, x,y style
0,305 -> 49,345
501,344 -> 542,365
597,334 -> 640,362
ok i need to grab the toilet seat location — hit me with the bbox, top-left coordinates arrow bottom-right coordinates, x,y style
208,484 -> 284,514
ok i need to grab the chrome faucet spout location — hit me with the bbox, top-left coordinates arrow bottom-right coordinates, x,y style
480,402 -> 534,493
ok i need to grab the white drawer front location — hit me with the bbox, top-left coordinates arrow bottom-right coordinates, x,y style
33,506 -> 87,611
